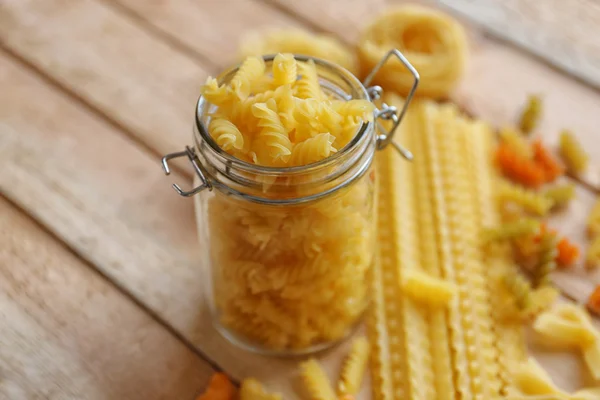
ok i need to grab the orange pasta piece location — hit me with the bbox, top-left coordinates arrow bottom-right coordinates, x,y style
532,139 -> 564,182
196,373 -> 236,400
496,143 -> 545,188
556,237 -> 580,267
535,224 -> 579,268
587,286 -> 600,316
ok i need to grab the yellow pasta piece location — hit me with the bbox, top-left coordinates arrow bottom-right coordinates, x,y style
533,311 -> 596,348
587,200 -> 600,239
299,359 -> 337,400
518,95 -> 542,135
272,53 -> 297,87
523,286 -> 560,321
209,118 -> 245,152
497,180 -> 554,216
400,269 -> 457,307
542,304 -> 600,380
240,379 -> 282,400
572,388 -> 600,400
337,337 -> 370,396
543,184 -> 576,209
484,219 -> 541,242
231,56 -> 266,100
499,126 -> 533,159
587,236 -> 600,270
559,130 -> 589,175
357,5 -> 467,99
513,358 -> 567,396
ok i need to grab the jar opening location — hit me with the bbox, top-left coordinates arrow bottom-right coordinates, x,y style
193,54 -> 377,204
195,55 -> 372,175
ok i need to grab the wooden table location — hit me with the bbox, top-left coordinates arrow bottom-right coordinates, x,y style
1,1 -> 599,398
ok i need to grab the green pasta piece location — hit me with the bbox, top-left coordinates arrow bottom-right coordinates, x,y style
532,232 -> 558,288
502,272 -> 532,310
559,130 -> 589,174
497,181 -> 554,216
518,95 -> 542,135
484,219 -> 541,242
543,183 -> 576,209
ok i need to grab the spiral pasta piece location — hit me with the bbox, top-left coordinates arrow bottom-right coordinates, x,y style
543,184 -> 575,209
231,56 -> 266,100
532,231 -> 558,288
357,5 -> 467,99
337,337 -> 370,396
556,237 -> 579,267
239,30 -> 357,75
295,59 -> 324,100
518,95 -> 542,135
586,236 -> 600,270
290,133 -> 337,167
502,271 -> 532,311
251,99 -> 292,165
588,200 -> 600,238
209,118 -> 245,152
272,53 -> 297,86
201,77 -> 233,108
299,359 -> 337,400
484,219 -> 541,242
559,129 -> 589,174
497,180 -> 554,216
499,126 -> 533,159
496,143 -> 546,188
532,139 -> 564,182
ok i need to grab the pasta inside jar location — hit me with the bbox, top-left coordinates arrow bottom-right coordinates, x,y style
188,54 -> 380,354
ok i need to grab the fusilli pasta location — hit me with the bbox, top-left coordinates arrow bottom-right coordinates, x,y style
337,337 -> 370,396
518,95 -> 542,135
299,359 -> 337,400
543,184 -> 575,209
559,130 -> 589,175
497,180 -> 553,216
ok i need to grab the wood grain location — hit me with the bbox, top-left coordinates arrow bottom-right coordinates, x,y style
0,0 -> 210,159
266,0 -> 389,44
0,51 -> 358,399
110,0 -> 304,69
0,197 -> 214,399
439,0 -> 600,89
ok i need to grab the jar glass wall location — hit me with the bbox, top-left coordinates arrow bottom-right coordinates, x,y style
191,56 -> 379,355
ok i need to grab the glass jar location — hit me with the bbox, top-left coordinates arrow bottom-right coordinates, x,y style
162,51 -> 419,355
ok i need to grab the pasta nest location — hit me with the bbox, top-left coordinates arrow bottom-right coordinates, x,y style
357,5 -> 468,99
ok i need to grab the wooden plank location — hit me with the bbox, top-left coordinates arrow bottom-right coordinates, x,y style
0,52 -> 359,399
0,0 -> 211,159
0,197 -> 214,399
266,0 -> 388,44
110,0 -> 304,69
439,0 -> 600,89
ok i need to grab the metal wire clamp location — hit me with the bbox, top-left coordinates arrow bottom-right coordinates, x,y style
363,49 -> 420,161
161,145 -> 212,197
